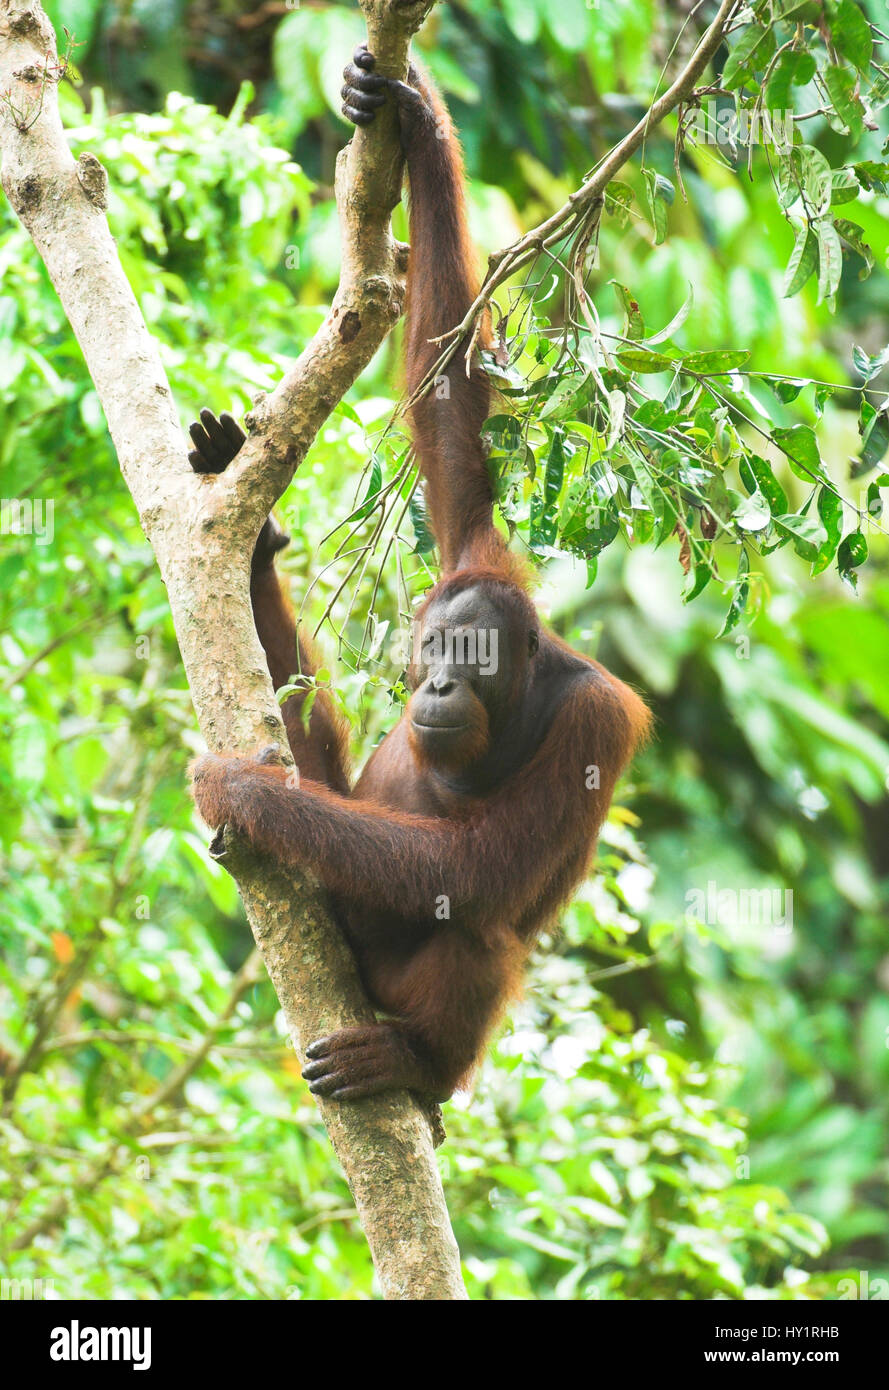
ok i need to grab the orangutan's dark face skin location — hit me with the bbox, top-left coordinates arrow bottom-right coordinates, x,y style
407,584 -> 538,769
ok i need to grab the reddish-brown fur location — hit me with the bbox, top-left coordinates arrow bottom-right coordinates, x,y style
190,52 -> 650,1104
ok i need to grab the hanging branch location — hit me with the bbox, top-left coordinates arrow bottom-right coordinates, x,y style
405,0 -> 741,404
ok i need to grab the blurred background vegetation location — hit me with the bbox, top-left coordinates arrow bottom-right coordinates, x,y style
1,0 -> 887,1300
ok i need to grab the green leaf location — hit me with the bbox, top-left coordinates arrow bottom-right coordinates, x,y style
870,68 -> 889,111
651,173 -> 675,205
333,399 -> 362,426
783,223 -> 818,297
852,343 -> 889,383
765,48 -> 815,111
643,169 -> 672,245
815,219 -> 842,304
485,414 -> 524,449
795,145 -> 832,216
854,160 -> 889,193
630,456 -> 670,545
828,0 -> 873,74
855,406 -> 889,477
733,489 -> 771,532
607,388 -> 627,450
740,454 -> 788,514
683,559 -> 713,602
834,219 -> 874,279
823,63 -> 865,139
815,384 -> 838,417
837,529 -> 868,590
682,350 -> 751,374
299,687 -> 318,734
585,505 -> 622,557
722,24 -> 775,91
813,486 -> 843,574
633,400 -> 674,430
772,424 -> 828,483
865,477 -> 886,528
543,428 -> 566,504
610,281 -> 645,340
771,0 -> 821,20
617,349 -> 676,373
631,508 -> 655,544
604,180 -> 635,227
531,428 -> 566,545
830,168 -> 860,205
775,152 -> 801,210
773,512 -> 827,561
409,492 -> 436,556
353,457 -> 382,520
717,548 -> 750,636
772,377 -> 807,403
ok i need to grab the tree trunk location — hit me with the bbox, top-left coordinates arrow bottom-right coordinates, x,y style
0,0 -> 466,1301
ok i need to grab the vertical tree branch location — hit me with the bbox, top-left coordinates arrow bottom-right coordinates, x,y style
1,0 -> 467,1300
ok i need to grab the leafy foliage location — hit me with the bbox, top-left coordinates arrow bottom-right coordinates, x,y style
1,0 -> 887,1300
468,0 -> 889,631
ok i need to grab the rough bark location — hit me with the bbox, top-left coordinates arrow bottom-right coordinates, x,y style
0,0 -> 466,1301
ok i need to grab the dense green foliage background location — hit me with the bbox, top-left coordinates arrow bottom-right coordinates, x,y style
1,0 -> 887,1300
